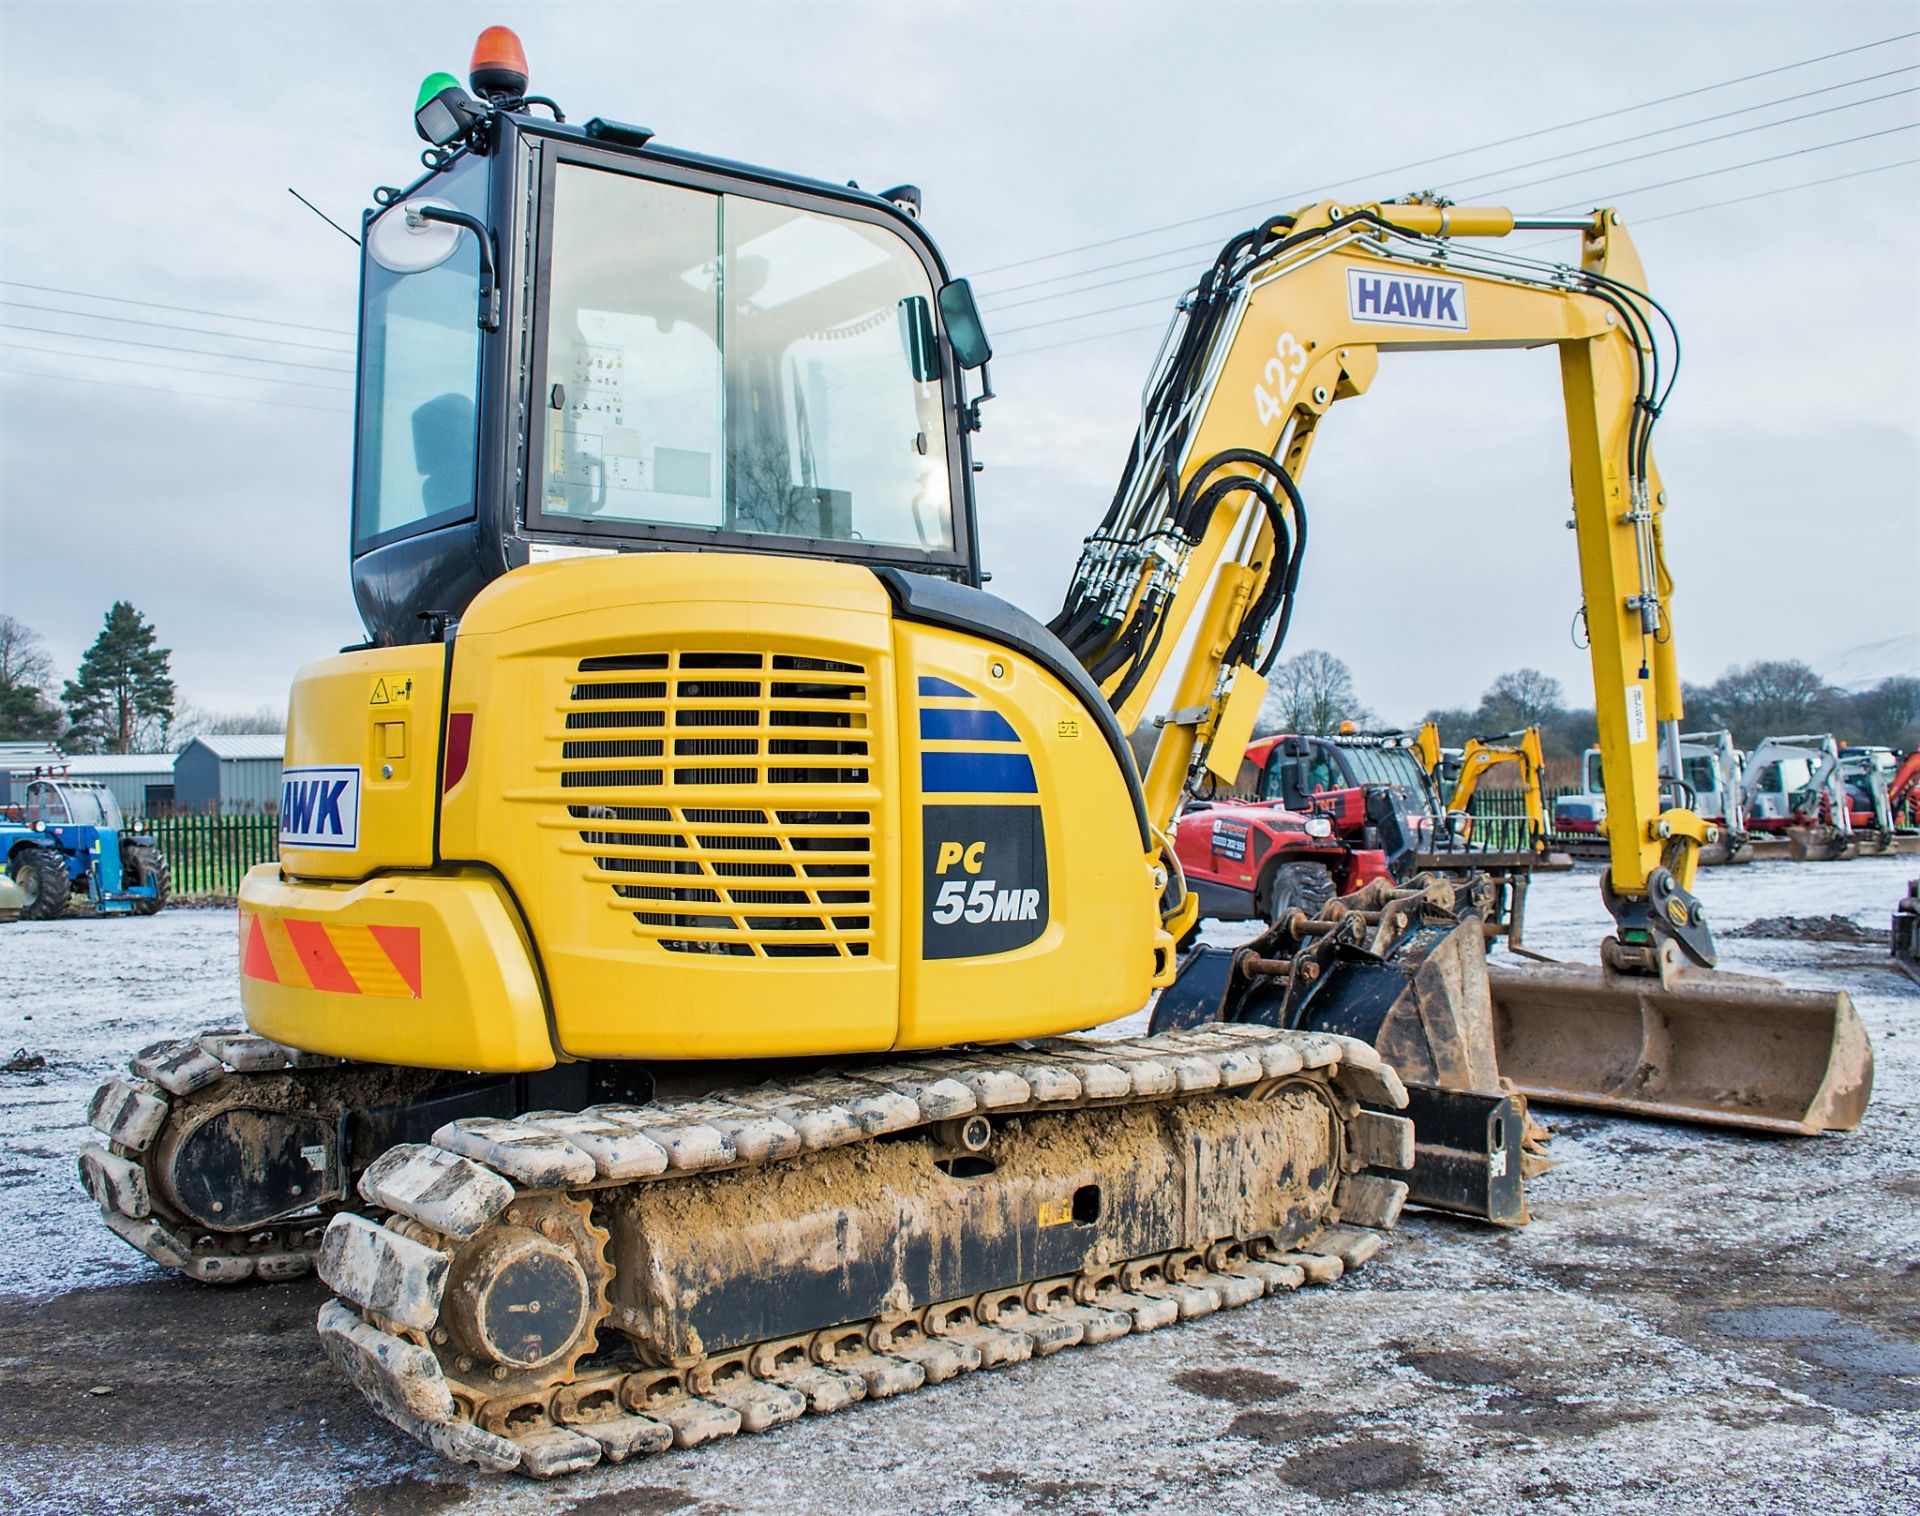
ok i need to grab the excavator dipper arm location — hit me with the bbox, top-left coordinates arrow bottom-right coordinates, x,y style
1054,198 -> 1717,966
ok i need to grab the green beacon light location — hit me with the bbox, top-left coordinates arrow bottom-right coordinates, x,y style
415,71 -> 478,146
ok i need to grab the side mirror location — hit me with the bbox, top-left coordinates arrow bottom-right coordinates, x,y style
898,295 -> 939,383
937,278 -> 993,370
1293,759 -> 1313,796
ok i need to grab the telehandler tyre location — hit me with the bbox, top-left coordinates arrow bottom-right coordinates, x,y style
1264,860 -> 1337,923
124,844 -> 170,915
11,847 -> 71,921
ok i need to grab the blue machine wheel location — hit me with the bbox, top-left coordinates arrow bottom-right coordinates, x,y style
11,847 -> 71,921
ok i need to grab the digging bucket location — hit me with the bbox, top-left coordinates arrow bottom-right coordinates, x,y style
1485,954 -> 1873,1135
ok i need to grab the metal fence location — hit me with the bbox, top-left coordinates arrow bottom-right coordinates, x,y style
132,813 -> 278,899
1464,786 -> 1588,851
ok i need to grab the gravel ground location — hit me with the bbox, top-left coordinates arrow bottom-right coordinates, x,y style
1,858 -> 1915,1516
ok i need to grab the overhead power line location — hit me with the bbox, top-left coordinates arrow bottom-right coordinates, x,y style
0,339 -> 353,393
0,365 -> 353,415
0,297 -> 358,355
970,29 -> 1920,279
1456,85 -> 1918,200
994,153 -> 1920,359
0,278 -> 353,339
0,320 -> 355,375
1631,154 -> 1920,222
1533,121 -> 1918,209
983,61 -> 1920,309
991,119 -> 1920,339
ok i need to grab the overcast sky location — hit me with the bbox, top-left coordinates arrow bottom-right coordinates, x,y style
1,1 -> 1915,728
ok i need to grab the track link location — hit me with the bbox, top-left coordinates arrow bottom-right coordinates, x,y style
80,1031 -> 449,1283
316,1024 -> 1413,1477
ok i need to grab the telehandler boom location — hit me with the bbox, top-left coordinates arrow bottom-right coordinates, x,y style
80,31 -> 1868,1476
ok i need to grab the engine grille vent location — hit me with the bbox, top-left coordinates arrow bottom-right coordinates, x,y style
558,650 -> 876,958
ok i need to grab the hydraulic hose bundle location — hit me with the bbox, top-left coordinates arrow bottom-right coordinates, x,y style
1049,200 -> 1680,714
1050,216 -> 1309,712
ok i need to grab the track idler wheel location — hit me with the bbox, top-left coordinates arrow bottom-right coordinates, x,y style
438,1195 -> 612,1415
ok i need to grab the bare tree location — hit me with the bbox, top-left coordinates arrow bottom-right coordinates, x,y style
1687,660 -> 1837,747
1473,668 -> 1565,734
0,614 -> 63,741
1840,676 -> 1920,749
1257,649 -> 1372,736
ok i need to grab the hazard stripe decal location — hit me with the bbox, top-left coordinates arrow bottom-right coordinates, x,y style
240,914 -> 422,999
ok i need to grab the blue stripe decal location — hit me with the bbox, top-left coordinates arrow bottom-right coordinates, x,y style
921,751 -> 1038,794
919,708 -> 1020,743
917,676 -> 975,699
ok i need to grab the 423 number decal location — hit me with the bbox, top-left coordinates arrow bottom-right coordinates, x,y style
1252,331 -> 1309,428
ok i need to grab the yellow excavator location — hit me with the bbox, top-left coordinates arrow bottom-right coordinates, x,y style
1445,726 -> 1551,851
80,31 -> 1871,1477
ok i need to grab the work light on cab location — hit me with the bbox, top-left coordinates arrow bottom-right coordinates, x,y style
469,25 -> 530,101
414,70 -> 478,145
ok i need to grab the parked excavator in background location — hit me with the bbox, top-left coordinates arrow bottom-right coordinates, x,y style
1747,733 -> 1891,860
1175,726 -> 1544,947
1888,749 -> 1920,833
1554,728 -> 1752,864
80,30 -> 1873,1477
1438,726 -> 1552,853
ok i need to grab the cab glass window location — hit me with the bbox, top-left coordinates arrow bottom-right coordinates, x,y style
25,781 -> 68,826
537,163 -> 954,552
353,156 -> 488,545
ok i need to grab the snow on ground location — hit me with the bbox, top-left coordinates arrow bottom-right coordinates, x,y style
1,858 -> 1915,1515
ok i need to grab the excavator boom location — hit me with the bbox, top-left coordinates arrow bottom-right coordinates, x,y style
1069,195 -> 1871,1142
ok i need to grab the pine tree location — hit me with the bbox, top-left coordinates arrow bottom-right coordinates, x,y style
61,602 -> 176,754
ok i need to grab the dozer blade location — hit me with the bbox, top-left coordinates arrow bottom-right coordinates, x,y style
1485,954 -> 1874,1135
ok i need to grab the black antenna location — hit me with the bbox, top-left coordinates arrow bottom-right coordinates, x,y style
288,187 -> 361,246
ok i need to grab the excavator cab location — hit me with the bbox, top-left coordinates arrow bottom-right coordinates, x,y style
350,97 -> 990,646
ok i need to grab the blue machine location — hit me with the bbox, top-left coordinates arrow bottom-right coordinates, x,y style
0,774 -> 169,919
